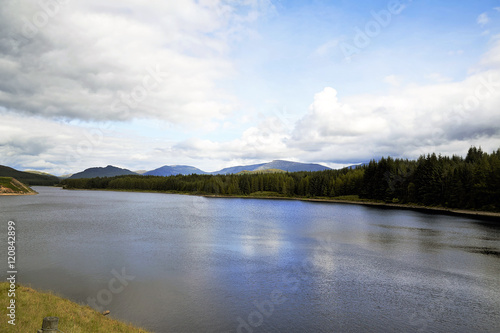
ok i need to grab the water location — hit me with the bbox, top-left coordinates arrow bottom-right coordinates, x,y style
1,187 -> 499,332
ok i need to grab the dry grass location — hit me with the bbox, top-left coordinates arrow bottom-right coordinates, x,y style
0,282 -> 151,333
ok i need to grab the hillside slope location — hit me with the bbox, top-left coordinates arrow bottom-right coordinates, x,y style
0,165 -> 60,185
214,160 -> 331,174
69,165 -> 138,179
0,177 -> 37,195
145,165 -> 207,176
255,160 -> 331,172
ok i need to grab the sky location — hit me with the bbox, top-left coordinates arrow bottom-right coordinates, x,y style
1,0 -> 500,175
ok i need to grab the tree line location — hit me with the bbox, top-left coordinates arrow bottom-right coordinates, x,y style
61,147 -> 500,211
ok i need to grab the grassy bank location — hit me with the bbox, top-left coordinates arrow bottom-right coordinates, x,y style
0,177 -> 37,195
0,282 -> 150,333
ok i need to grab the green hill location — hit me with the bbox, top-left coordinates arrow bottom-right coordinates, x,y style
24,170 -> 59,177
0,177 -> 37,195
0,165 -> 60,186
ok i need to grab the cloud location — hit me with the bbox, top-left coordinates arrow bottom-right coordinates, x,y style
289,73 -> 500,162
477,12 -> 490,26
176,39 -> 500,165
1,2 -> 499,174
0,0 -> 272,126
425,73 -> 452,83
384,75 -> 401,87
174,115 -> 292,163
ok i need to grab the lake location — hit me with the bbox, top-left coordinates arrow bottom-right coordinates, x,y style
1,186 -> 499,332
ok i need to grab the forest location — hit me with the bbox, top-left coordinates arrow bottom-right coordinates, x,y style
62,147 -> 500,212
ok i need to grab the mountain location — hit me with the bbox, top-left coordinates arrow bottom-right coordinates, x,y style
24,170 -> 59,177
0,165 -> 60,185
0,177 -> 37,195
254,160 -> 331,172
213,160 -> 331,174
212,163 -> 266,175
145,165 -> 207,176
68,165 -> 138,179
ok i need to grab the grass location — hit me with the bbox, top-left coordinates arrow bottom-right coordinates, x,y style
0,283 -> 151,333
0,177 -> 25,192
0,177 -> 37,194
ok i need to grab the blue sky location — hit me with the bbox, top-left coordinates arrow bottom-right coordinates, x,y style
0,0 -> 499,175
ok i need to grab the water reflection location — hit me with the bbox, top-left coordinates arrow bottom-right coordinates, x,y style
0,187 -> 499,333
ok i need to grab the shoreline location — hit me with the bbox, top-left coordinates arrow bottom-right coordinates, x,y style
0,282 -> 150,332
201,194 -> 500,221
61,187 -> 500,221
0,191 -> 37,196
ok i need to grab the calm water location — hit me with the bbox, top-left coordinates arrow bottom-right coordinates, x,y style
1,187 -> 499,332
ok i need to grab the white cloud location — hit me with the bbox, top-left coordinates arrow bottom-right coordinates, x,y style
477,12 -> 490,26
0,0 -> 272,126
384,75 -> 401,87
425,73 -> 452,83
289,70 -> 500,162
176,39 -> 500,165
1,2 -> 500,174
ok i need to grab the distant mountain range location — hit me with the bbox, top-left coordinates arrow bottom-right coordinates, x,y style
68,165 -> 138,179
145,165 -> 207,176
214,160 -> 331,174
66,160 -> 333,179
1,160 -> 335,181
142,160 -> 331,176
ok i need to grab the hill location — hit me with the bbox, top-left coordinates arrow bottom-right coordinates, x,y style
0,177 -> 37,195
212,162 -> 266,175
0,165 -> 60,185
145,165 -> 207,176
214,160 -> 331,174
254,160 -> 331,172
24,170 -> 59,177
68,165 -> 138,179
